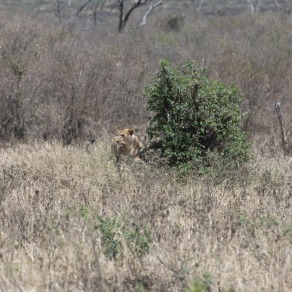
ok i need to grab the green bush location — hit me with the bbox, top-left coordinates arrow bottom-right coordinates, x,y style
145,59 -> 250,173
96,213 -> 152,260
185,273 -> 212,292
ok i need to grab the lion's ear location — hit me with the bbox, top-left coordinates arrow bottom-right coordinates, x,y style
128,128 -> 134,135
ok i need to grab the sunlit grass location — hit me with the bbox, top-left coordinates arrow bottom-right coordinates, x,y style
0,140 -> 292,290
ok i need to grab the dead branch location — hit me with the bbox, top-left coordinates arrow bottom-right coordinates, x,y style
157,256 -> 180,275
75,0 -> 93,17
246,0 -> 255,13
85,138 -> 96,154
274,102 -> 290,156
197,0 -> 205,11
246,0 -> 261,13
93,0 -> 106,26
118,0 -> 149,32
140,0 -> 163,27
57,0 -> 93,22
55,0 -> 62,20
256,0 -> 262,13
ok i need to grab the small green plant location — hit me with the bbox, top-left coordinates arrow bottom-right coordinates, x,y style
10,59 -> 24,77
80,205 -> 90,220
96,213 -> 152,260
97,215 -> 121,259
135,282 -> 148,292
238,213 -> 279,234
185,273 -> 212,292
145,59 -> 250,174
283,220 -> 292,244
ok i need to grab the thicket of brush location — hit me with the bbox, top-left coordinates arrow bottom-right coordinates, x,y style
0,9 -> 292,147
1,6 -> 292,291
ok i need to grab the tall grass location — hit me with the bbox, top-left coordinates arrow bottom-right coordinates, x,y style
0,5 -> 292,291
0,141 -> 292,291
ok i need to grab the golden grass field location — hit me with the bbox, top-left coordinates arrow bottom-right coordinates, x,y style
0,139 -> 292,291
1,2 -> 292,290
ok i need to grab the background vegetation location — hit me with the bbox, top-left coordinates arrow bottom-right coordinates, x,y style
1,1 -> 292,291
145,59 -> 250,173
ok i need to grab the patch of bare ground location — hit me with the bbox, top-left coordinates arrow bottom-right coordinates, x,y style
0,140 -> 292,291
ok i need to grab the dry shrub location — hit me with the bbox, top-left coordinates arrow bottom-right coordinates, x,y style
0,13 -> 150,144
1,10 -> 292,153
196,13 -> 292,148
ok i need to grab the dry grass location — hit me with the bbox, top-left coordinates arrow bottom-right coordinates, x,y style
0,5 -> 292,291
0,140 -> 292,291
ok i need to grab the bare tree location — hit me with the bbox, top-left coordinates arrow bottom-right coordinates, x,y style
140,0 -> 163,27
93,0 -> 107,26
246,0 -> 255,13
117,0 -> 148,32
246,0 -> 262,13
76,0 -> 94,17
54,0 -> 94,22
54,0 -> 164,31
55,0 -> 62,20
197,0 -> 205,11
255,0 -> 262,13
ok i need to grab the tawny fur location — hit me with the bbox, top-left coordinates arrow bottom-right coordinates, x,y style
111,128 -> 143,161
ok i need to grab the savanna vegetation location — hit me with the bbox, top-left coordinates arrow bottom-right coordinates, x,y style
1,1 -> 292,291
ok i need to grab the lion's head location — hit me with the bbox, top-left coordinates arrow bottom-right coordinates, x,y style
114,128 -> 135,147
111,128 -> 143,161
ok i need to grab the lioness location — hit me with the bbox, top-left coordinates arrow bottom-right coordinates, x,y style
111,128 -> 143,161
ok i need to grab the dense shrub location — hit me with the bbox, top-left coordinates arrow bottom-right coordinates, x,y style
0,14 -> 149,144
145,59 -> 250,173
